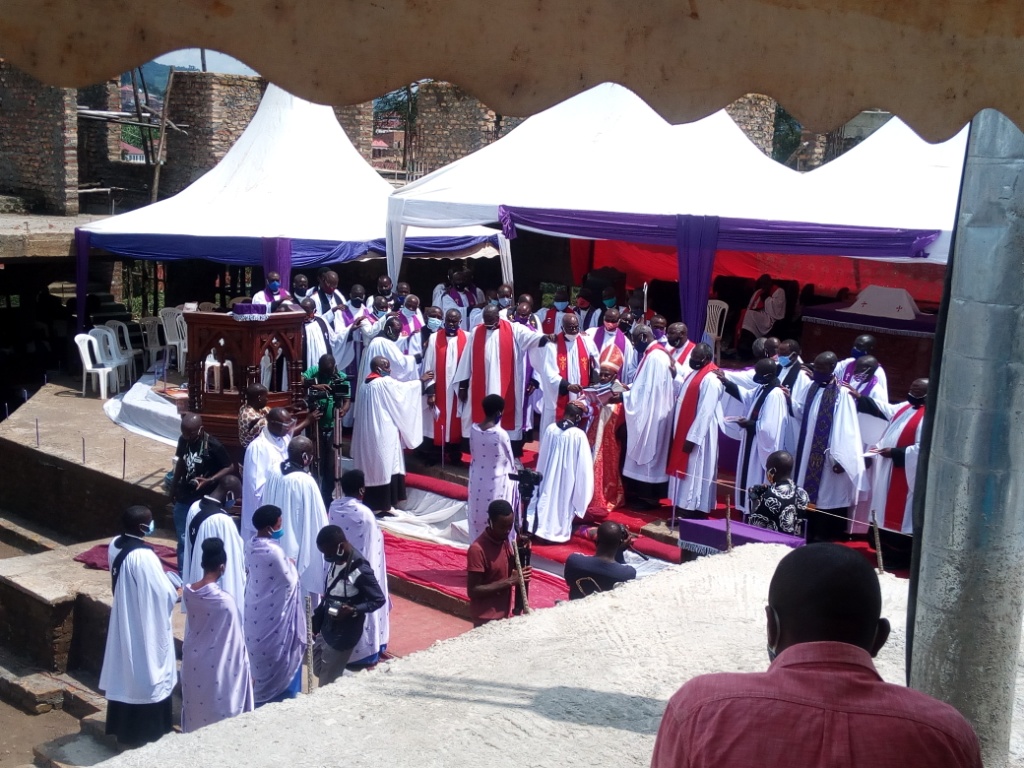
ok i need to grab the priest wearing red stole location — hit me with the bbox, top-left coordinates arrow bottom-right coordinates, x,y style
665,323 -> 696,375
857,378 -> 928,545
456,305 -> 550,456
423,309 -> 469,463
535,312 -> 599,439
536,287 -> 575,336
667,343 -> 725,519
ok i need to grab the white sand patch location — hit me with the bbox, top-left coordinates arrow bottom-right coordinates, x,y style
96,544 -> 1014,768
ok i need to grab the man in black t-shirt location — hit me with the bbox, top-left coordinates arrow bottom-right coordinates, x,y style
564,521 -> 637,599
169,413 -> 234,572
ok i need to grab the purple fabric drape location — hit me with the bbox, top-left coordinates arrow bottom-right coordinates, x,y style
676,215 -> 720,342
75,228 -> 90,331
498,206 -> 940,259
261,237 -> 292,293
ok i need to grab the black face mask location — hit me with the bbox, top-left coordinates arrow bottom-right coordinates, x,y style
753,374 -> 774,386
634,340 -> 650,354
350,297 -> 364,308
906,393 -> 926,407
689,359 -> 706,371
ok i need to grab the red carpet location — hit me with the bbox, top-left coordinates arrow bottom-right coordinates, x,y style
383,531 -> 569,607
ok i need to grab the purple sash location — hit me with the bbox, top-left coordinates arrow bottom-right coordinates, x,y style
795,380 -> 839,503
839,360 -> 856,384
446,286 -> 474,308
594,327 -> 626,356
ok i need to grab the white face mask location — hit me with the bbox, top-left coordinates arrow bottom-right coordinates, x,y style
563,332 -> 578,342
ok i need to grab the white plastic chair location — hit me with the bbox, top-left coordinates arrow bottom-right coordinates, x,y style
198,301 -> 216,312
104,320 -> 143,381
139,316 -> 167,371
705,299 -> 729,365
89,327 -> 129,388
159,307 -> 188,372
74,333 -> 116,399
203,351 -> 235,392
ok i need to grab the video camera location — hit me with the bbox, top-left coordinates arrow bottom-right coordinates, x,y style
305,377 -> 349,416
508,468 -> 543,499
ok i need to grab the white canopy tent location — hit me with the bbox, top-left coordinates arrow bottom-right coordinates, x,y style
387,83 -> 968,271
79,84 -> 507,290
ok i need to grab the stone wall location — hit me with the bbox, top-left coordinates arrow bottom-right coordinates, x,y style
162,71 -> 266,198
414,82 -> 520,174
0,60 -> 78,214
76,80 -> 154,212
334,102 -> 374,161
725,94 -> 777,157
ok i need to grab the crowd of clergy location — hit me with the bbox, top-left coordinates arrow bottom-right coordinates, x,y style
98,266 -> 928,746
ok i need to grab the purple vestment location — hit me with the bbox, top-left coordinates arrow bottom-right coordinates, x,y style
181,582 -> 254,733
244,536 -> 307,703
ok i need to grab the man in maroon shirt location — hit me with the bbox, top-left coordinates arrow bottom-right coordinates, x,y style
651,543 -> 982,768
466,500 -> 531,627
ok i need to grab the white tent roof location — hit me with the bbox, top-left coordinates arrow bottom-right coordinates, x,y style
83,84 -> 498,256
388,83 -> 967,269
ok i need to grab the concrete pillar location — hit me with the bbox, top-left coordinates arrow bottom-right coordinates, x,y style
911,109 -> 1024,768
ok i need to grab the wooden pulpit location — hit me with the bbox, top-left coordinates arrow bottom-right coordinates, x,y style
182,310 -> 305,454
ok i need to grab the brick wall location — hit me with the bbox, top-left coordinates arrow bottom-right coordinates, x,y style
415,82 -> 516,174
0,60 -> 78,214
334,102 -> 374,161
725,94 -> 777,157
76,80 -> 154,212
162,71 -> 266,198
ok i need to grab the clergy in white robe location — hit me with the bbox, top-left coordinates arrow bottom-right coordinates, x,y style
99,507 -> 178,747
666,344 -> 724,516
328,472 -> 390,666
183,491 -> 247,620
585,309 -> 629,363
467,396 -> 519,543
261,437 -> 328,597
838,355 -> 890,448
423,309 -> 469,448
439,271 -> 482,330
859,379 -> 928,535
719,358 -> 789,513
664,323 -> 697,380
241,413 -> 290,541
357,318 -> 419,384
740,276 -> 787,338
308,271 -> 346,325
534,314 -> 599,439
352,357 -> 427,513
455,307 -> 549,444
181,539 -> 254,733
244,505 -> 306,705
791,353 -> 865,540
777,342 -> 812,454
621,336 -> 679,501
530,405 -> 595,542
834,334 -> 887,398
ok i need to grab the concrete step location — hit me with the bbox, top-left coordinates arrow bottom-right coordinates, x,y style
79,711 -> 129,754
32,732 -> 117,768
0,511 -> 75,555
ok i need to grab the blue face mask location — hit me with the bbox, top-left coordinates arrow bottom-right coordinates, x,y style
603,297 -> 616,308
374,309 -> 387,318
777,354 -> 791,367
850,347 -> 866,359
223,494 -> 236,511
143,520 -> 155,537
426,317 -> 444,332
497,296 -> 512,307
553,301 -> 569,311
270,527 -> 285,540
268,281 -> 281,292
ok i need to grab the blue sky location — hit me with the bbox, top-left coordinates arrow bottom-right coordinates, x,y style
154,49 -> 257,76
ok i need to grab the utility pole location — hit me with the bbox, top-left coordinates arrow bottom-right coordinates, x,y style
911,109 -> 1024,768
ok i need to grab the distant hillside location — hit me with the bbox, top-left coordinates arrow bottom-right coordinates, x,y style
120,60 -> 198,100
